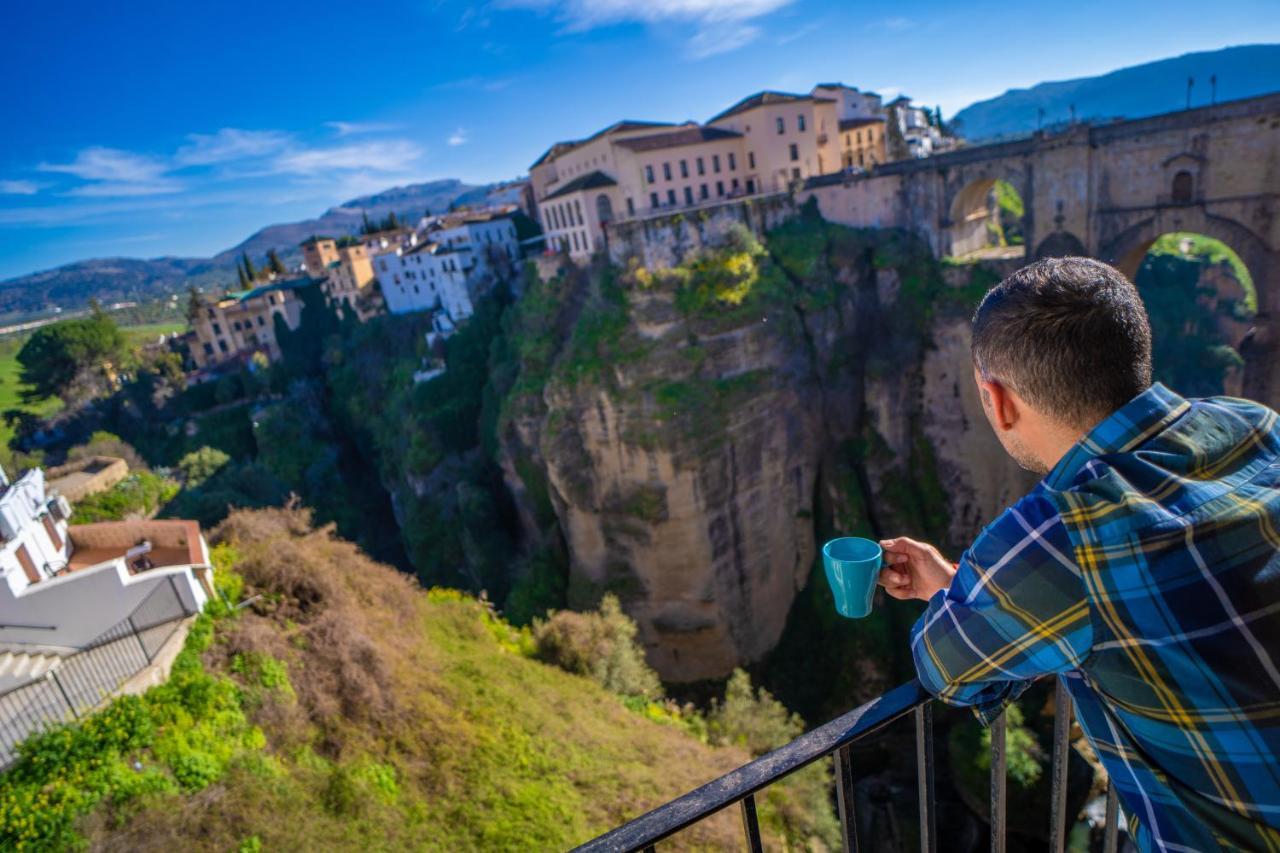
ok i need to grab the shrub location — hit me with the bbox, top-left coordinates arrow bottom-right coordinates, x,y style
533,594 -> 663,700
176,445 -> 231,487
707,668 -> 803,754
69,469 -> 180,522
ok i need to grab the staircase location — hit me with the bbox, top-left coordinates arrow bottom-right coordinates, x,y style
0,650 -> 63,692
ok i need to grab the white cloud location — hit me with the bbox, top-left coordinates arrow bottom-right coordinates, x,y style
498,0 -> 792,55
324,120 -> 401,137
38,147 -> 168,183
0,180 -> 44,195
63,180 -> 183,198
271,140 -> 425,175
174,128 -> 290,166
878,16 -> 915,30
447,128 -> 469,146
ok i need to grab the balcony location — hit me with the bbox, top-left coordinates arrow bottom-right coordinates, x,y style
575,679 -> 1122,853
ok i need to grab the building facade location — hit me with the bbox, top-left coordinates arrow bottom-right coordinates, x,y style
529,83 -> 911,261
188,277 -> 318,369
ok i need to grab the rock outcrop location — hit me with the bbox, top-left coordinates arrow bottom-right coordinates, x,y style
497,214 -> 1027,681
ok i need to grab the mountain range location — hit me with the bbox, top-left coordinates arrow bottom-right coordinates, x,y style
0,179 -> 498,319
951,44 -> 1280,140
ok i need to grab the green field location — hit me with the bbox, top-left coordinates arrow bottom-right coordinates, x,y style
0,321 -> 187,451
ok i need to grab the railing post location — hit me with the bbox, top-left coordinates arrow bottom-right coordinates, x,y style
834,743 -> 860,852
1048,678 -> 1073,852
48,670 -> 78,720
739,794 -> 763,853
128,616 -> 153,663
915,704 -> 936,853
990,711 -> 1007,853
1103,782 -> 1120,853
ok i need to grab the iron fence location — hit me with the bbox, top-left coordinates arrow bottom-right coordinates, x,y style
575,678 -> 1123,853
0,576 -> 195,767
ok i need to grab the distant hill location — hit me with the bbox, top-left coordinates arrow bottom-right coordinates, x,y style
951,44 -> 1280,141
0,179 -> 498,319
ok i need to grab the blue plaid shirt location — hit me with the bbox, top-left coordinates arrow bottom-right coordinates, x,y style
912,384 -> 1280,852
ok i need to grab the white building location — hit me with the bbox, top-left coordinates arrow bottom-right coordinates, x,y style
379,209 -> 521,320
0,465 -> 213,678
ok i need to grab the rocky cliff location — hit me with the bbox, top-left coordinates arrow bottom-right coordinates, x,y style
496,210 -> 1031,681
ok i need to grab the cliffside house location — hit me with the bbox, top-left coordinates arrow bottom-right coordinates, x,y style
188,275 -> 322,370
0,464 -> 214,762
377,207 -> 521,320
528,83 -> 896,260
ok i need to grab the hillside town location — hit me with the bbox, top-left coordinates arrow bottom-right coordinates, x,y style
183,83 -> 947,374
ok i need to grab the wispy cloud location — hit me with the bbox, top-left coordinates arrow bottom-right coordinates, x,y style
0,180 -> 44,195
38,147 -> 181,197
174,128 -> 290,166
497,0 -> 793,56
878,16 -> 915,30
324,120 -> 401,137
447,128 -> 469,146
433,75 -> 516,92
271,140 -> 425,175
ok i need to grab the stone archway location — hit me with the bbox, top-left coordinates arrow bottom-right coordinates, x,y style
945,171 -> 1030,259
1035,231 -> 1087,259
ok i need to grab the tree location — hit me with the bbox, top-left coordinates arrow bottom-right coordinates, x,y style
361,211 -> 374,235
267,248 -> 287,277
241,251 -> 258,282
935,105 -> 945,132
16,314 -> 127,403
237,264 -> 249,289
387,211 -> 399,231
185,286 -> 206,323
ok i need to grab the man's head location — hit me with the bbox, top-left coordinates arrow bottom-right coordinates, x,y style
971,256 -> 1153,473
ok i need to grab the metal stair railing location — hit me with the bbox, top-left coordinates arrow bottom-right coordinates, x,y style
575,678 -> 1122,853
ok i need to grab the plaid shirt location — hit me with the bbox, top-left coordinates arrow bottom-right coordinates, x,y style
912,383 -> 1280,852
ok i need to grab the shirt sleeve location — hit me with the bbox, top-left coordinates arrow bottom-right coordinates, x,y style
910,490 -> 1094,724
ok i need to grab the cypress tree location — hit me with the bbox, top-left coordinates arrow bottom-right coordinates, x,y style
267,248 -> 287,276
387,211 -> 399,231
361,212 -> 373,235
237,264 -> 249,288
242,251 -> 257,282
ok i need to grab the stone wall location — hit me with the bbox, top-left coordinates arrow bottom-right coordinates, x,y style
606,193 -> 797,269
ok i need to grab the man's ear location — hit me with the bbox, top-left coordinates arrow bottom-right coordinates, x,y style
977,376 -> 1020,432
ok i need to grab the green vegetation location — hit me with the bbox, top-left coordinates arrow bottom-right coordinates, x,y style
1138,233 -> 1257,396
16,311 -> 126,404
69,469 -> 180,523
2,508 -> 831,851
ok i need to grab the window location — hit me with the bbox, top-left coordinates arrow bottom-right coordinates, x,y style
572,232 -> 580,252
792,167 -> 801,179
203,342 -> 214,355
776,117 -> 785,134
218,340 -> 229,353
232,321 -> 241,331
712,155 -> 721,173
746,179 -> 756,194
748,151 -> 756,169
666,189 -> 677,205
731,178 -> 739,192
212,323 -> 222,335
645,165 -> 655,183
574,199 -> 583,225
680,160 -> 689,178
413,285 -> 419,294
257,316 -> 265,327
650,192 -> 659,208
728,152 -> 736,171
716,181 -> 724,197
697,157 -> 705,176
700,184 -> 709,199
626,197 -> 635,216
15,544 -> 38,584
856,131 -> 862,144
1172,170 -> 1194,204
663,162 -> 672,181
684,186 -> 694,205
789,143 -> 799,162
845,134 -> 850,146
798,114 -> 806,132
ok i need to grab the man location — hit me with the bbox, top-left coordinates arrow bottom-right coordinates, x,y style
878,257 -> 1280,851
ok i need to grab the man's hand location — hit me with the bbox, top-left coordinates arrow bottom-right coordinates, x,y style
878,537 -> 956,602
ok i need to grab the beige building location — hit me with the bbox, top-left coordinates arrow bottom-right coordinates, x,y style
299,237 -> 384,321
189,277 -> 319,369
301,237 -> 340,277
530,83 -> 889,260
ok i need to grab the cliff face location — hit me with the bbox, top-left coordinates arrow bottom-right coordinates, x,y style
497,214 -> 1027,681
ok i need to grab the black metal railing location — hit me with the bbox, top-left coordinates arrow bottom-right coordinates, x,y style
576,678 -> 1122,853
0,576 -> 196,767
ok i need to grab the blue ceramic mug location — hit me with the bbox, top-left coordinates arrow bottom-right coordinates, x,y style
822,537 -> 883,618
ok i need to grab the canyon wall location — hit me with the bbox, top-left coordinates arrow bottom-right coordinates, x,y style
497,214 -> 1028,681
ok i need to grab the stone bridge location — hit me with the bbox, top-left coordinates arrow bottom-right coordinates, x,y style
803,92 -> 1280,404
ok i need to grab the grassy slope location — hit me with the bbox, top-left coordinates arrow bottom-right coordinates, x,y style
72,508 -> 781,851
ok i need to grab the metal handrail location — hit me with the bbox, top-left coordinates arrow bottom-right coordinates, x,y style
576,677 -> 1122,853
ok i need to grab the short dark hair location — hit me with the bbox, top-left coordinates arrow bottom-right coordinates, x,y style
971,257 -> 1152,427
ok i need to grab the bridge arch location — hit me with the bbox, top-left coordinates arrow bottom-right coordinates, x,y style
945,169 -> 1030,259
1035,231 -> 1087,259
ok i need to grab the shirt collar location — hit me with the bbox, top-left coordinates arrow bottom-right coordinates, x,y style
1044,383 -> 1191,490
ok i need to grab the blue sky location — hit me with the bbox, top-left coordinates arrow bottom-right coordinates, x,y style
2,0 -> 1277,280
